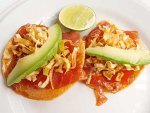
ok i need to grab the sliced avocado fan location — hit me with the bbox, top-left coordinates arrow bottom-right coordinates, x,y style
7,24 -> 62,86
85,46 -> 150,66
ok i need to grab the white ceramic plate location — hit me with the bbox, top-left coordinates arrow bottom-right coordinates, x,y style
0,0 -> 150,113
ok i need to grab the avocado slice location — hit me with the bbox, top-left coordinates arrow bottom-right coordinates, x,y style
85,46 -> 150,66
7,24 -> 62,86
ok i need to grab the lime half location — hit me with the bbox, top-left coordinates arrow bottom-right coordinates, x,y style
59,4 -> 96,31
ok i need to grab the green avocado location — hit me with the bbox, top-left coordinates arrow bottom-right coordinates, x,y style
7,24 -> 62,86
85,46 -> 150,66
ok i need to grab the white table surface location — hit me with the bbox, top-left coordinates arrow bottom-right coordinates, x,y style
0,0 -> 17,13
0,0 -> 150,14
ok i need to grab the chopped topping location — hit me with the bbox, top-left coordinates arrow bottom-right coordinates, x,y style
63,58 -> 71,73
135,66 -> 140,71
105,61 -> 117,69
38,76 -> 50,88
25,70 -> 40,82
62,49 -> 70,57
103,70 -> 115,80
39,68 -> 54,89
71,47 -> 79,69
89,37 -> 98,47
119,41 -> 126,49
26,25 -> 48,44
86,73 -> 92,84
115,66 -> 123,72
116,72 -> 124,81
14,34 -> 33,46
43,59 -> 55,76
89,22 -> 138,49
38,68 -> 54,89
10,25 -> 48,57
3,48 -> 12,60
124,64 -> 140,71
52,54 -> 71,73
124,64 -> 134,70
59,39 -> 74,52
85,57 -> 119,81
2,46 -> 13,73
49,68 -> 54,89
94,63 -> 105,72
